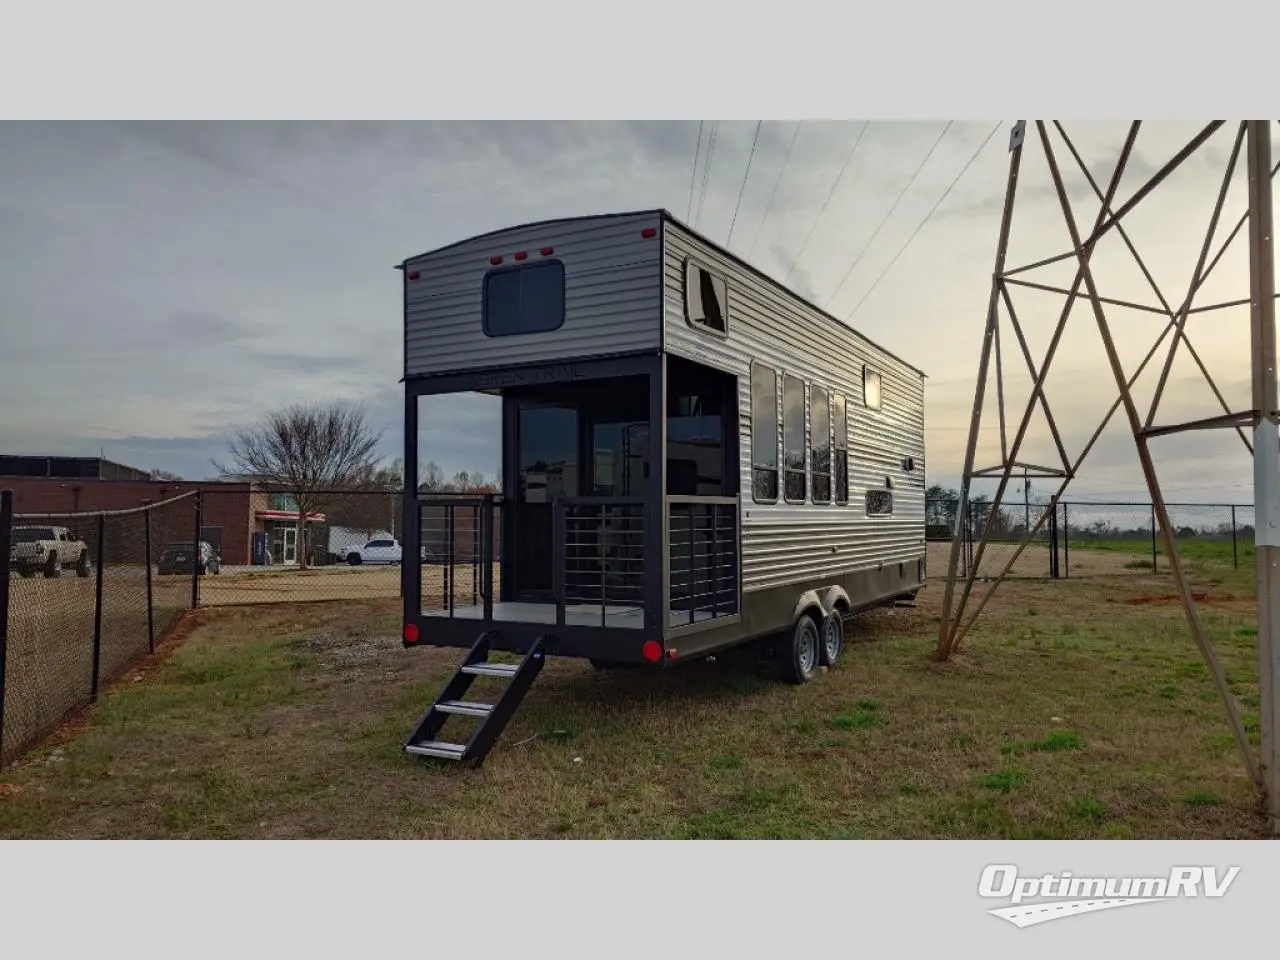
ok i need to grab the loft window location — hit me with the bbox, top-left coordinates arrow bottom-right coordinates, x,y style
866,489 -> 893,516
482,260 -> 566,337
863,366 -> 882,410
750,363 -> 779,503
811,384 -> 831,504
684,260 -> 729,335
782,374 -> 807,503
833,393 -> 849,504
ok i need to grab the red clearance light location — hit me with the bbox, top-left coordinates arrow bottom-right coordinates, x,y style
641,227 -> 657,239
641,640 -> 662,663
514,251 -> 528,261
489,255 -> 503,265
403,623 -> 420,645
407,270 -> 420,281
540,246 -> 554,256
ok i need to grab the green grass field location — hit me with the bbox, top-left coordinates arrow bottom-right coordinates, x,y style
0,557 -> 1266,839
1072,537 -> 1249,567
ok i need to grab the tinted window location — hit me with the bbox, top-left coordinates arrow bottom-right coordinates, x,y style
12,527 -> 55,543
867,490 -> 893,516
863,366 -> 882,410
367,540 -> 394,548
483,261 -> 566,337
833,393 -> 849,504
782,374 -> 806,503
518,402 -> 579,502
811,384 -> 831,504
668,376 -> 724,496
750,364 -> 778,502
685,261 -> 729,334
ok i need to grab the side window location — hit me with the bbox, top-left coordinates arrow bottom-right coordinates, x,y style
684,260 -> 730,336
863,366 -> 882,411
750,363 -> 779,503
782,374 -> 807,503
811,384 -> 831,504
866,490 -> 893,516
483,260 -> 566,337
833,393 -> 849,504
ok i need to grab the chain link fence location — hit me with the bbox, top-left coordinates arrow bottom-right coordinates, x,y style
1,489 -> 202,767
926,497 -> 1252,580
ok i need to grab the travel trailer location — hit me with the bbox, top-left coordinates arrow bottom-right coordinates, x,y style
397,209 -> 927,765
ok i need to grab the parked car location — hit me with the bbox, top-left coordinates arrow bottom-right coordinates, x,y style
9,525 -> 91,578
344,538 -> 403,565
158,540 -> 221,576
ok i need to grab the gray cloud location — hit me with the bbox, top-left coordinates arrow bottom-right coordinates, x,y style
0,120 -> 1257,503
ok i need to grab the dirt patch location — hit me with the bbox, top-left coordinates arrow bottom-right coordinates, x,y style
1125,593 -> 1236,606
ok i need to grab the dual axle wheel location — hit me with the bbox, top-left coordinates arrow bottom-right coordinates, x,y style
777,610 -> 844,685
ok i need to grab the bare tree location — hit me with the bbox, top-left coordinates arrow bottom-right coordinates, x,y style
214,401 -> 383,569
150,468 -> 183,481
328,458 -> 404,540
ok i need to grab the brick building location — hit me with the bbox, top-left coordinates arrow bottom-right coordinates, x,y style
1,455 -> 327,566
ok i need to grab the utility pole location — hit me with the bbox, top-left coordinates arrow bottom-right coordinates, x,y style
1247,120 -> 1280,835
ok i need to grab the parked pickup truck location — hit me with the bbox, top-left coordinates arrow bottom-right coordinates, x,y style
9,525 -> 92,578
344,538 -> 404,565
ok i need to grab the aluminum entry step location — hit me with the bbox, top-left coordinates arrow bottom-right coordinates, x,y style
405,741 -> 466,760
436,700 -> 494,718
460,662 -> 520,678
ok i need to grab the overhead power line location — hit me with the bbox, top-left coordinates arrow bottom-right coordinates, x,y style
747,120 -> 804,261
783,120 -> 871,285
727,121 -> 765,248
823,120 -> 955,310
846,121 -> 1002,321
686,120 -> 705,221
694,120 -> 721,229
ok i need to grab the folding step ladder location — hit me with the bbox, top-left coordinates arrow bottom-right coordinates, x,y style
404,632 -> 545,768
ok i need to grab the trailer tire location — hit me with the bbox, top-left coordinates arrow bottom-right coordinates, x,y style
819,612 -> 844,667
44,552 -> 62,578
75,551 -> 91,578
778,613 -> 821,685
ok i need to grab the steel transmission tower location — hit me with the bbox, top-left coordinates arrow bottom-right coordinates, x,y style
935,120 -> 1280,834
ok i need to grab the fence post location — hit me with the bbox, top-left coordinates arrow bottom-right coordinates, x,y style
90,512 -> 105,702
191,491 -> 202,610
1063,502 -> 1070,579
0,489 -> 13,765
1048,503 -> 1060,579
144,502 -> 155,653
1150,503 -> 1159,573
1231,504 -> 1239,569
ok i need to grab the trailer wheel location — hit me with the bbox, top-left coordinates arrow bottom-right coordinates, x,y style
778,614 -> 820,685
75,550 -> 92,578
44,552 -> 62,578
819,612 -> 844,667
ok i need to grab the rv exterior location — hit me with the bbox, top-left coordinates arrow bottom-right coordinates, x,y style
397,209 -> 926,764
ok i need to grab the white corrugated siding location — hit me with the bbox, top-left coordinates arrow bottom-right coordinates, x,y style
404,212 -> 663,378
662,221 -> 927,593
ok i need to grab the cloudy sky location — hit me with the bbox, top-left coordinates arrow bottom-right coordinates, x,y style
0,120 -> 1271,505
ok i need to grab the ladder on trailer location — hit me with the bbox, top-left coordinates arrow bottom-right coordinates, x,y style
403,632 -> 545,768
